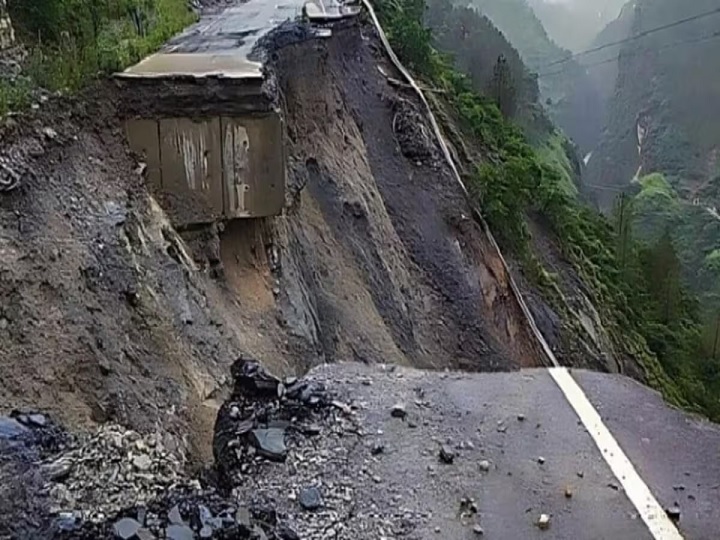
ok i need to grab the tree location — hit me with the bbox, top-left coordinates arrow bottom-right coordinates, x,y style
487,54 -> 517,118
641,230 -> 683,325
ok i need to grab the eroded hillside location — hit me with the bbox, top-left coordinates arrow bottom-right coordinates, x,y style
0,11 -> 562,462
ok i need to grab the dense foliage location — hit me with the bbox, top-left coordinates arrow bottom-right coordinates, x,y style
1,0 -> 194,112
374,0 -> 720,420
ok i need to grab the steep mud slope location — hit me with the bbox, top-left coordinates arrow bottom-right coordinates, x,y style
0,95 -> 300,460
0,14 -> 548,456
267,21 -> 547,372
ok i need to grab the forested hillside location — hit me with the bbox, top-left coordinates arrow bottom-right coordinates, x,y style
376,0 -> 720,421
586,0 -> 720,203
458,0 -> 602,155
580,0 -> 720,375
1,0 -> 194,113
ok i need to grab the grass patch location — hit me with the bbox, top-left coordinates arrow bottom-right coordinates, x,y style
2,0 -> 196,114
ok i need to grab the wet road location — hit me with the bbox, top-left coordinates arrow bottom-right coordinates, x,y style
299,364 -> 720,539
122,0 -> 359,78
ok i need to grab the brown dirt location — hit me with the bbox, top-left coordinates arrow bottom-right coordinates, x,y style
0,18 -> 555,466
0,89 -> 284,463
268,21 -> 547,371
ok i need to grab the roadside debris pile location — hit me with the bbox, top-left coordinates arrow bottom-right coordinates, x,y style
215,360 -> 432,539
0,412 -> 75,539
42,424 -> 188,522
56,491 -> 301,539
212,356 -> 335,484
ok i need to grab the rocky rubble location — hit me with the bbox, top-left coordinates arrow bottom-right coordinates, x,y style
215,360 -> 432,540
42,424 -> 188,523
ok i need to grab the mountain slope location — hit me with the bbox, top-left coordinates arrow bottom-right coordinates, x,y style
527,0 -> 627,52
461,0 -> 603,155
586,0 -> 720,205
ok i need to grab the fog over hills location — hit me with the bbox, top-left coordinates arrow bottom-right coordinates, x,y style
528,0 -> 628,51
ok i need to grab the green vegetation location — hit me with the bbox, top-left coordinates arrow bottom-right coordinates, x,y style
375,0 -> 720,420
536,132 -> 578,197
1,0 -> 195,114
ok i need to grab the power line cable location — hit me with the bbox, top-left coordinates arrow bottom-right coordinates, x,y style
538,30 -> 720,78
541,6 -> 720,70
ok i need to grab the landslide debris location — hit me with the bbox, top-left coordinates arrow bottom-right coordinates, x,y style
0,7 -> 600,538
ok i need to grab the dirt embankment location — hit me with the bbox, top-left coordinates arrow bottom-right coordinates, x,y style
265,21 -> 547,372
0,17 -> 551,465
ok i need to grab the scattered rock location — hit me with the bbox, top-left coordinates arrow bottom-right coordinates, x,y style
43,456 -> 73,481
0,416 -> 29,439
299,486 -> 323,510
371,442 -> 385,455
537,456 -> 546,465
252,427 -> 287,462
478,460 -> 490,472
235,506 -> 251,528
439,445 -> 455,464
564,486 -> 573,499
166,524 -> 194,540
391,403 -> 407,419
517,414 -> 526,422
136,529 -> 156,540
168,505 -> 184,525
133,454 -> 152,471
473,524 -> 484,535
536,514 -> 551,530
27,413 -> 47,427
665,505 -> 681,522
275,524 -> 301,539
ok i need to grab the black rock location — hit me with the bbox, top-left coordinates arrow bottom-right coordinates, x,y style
252,428 -> 287,461
113,517 -> 141,539
231,357 -> 280,397
56,512 -> 81,533
665,505 -> 681,522
439,445 -> 455,464
299,486 -> 323,510
391,403 -> 407,419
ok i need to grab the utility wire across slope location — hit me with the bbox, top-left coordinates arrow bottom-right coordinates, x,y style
538,30 -> 720,77
541,5 -> 720,70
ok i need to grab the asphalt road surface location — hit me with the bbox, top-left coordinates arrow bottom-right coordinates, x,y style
236,363 -> 720,539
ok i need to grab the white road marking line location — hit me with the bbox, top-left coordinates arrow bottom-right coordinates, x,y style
361,4 -> 682,536
549,367 -> 684,540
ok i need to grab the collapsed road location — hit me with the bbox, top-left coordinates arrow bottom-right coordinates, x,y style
1,0 -> 719,539
3,360 -> 719,539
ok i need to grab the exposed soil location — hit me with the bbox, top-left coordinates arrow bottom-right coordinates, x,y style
0,14 -> 556,458
269,20 -> 547,372
0,12 -> 592,537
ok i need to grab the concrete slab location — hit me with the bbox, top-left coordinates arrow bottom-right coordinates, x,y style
118,0 -> 361,80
